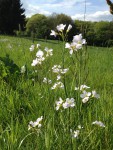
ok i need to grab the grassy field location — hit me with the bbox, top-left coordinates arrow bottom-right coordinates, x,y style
0,35 -> 113,150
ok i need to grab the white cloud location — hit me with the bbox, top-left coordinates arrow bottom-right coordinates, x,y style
21,0 -> 113,22
71,11 -> 113,22
41,0 -> 86,8
26,4 -> 51,17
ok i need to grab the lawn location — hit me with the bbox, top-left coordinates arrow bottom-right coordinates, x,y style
0,35 -> 113,150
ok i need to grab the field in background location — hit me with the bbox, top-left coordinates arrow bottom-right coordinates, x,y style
0,35 -> 113,149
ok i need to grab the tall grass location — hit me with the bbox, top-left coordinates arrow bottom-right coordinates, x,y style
0,33 -> 113,150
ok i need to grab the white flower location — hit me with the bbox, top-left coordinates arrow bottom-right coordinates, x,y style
78,125 -> 83,129
21,65 -> 26,73
65,42 -> 78,54
36,50 -> 44,58
73,130 -> 80,138
67,24 -> 72,32
56,24 -> 66,32
65,34 -> 86,54
55,97 -> 64,110
50,30 -> 57,37
44,47 -> 53,57
57,75 -> 61,80
28,116 -> 43,130
65,43 -> 71,49
92,121 -> 105,127
43,77 -> 52,84
29,44 -> 35,51
75,85 -> 90,91
80,90 -> 91,103
80,85 -> 90,91
51,82 -> 64,90
76,43 -> 82,49
37,44 -> 40,48
75,87 -> 79,90
80,90 -> 91,98
52,65 -> 61,74
82,97 -> 89,103
63,98 -> 75,109
73,34 -> 86,45
92,90 -> 100,99
31,57 -> 45,66
31,58 -> 38,66
60,68 -> 69,74
52,65 -> 68,74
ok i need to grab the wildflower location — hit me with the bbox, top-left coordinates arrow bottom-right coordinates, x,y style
52,65 -> 61,74
78,125 -> 83,129
43,77 -> 52,84
29,44 -> 35,51
73,34 -> 86,45
82,97 -> 89,103
21,65 -> 26,73
31,57 -> 45,66
65,43 -> 71,49
44,47 -> 53,57
92,90 -> 100,99
36,50 -> 44,58
80,90 -> 91,99
56,24 -> 66,32
55,97 -> 64,110
80,90 -> 91,103
75,85 -> 90,91
28,116 -> 43,130
31,58 -> 38,66
52,65 -> 69,74
80,85 -> 90,91
92,121 -> 105,127
72,130 -> 80,138
63,98 -> 75,109
65,34 -> 86,54
50,30 -> 57,37
67,24 -> 72,32
75,87 -> 79,90
37,44 -> 40,48
60,68 -> 69,74
57,75 -> 61,80
51,82 -> 64,89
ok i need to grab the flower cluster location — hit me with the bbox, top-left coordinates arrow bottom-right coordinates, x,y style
92,121 -> 105,127
43,77 -> 52,84
52,65 -> 69,80
29,44 -> 40,52
30,43 -> 53,66
44,47 -> 53,57
55,97 -> 75,110
51,81 -> 64,90
70,125 -> 83,139
65,34 -> 86,54
50,24 -> 72,37
75,85 -> 100,103
28,116 -> 43,131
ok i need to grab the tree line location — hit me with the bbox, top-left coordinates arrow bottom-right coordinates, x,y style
0,0 -> 113,47
25,13 -> 113,47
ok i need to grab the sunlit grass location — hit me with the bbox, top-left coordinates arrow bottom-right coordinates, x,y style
0,35 -> 113,149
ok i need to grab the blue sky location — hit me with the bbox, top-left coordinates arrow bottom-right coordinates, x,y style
21,0 -> 113,21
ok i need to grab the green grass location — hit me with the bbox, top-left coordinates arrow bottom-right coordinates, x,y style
0,35 -> 113,150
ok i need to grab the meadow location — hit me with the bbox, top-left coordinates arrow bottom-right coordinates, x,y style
0,33 -> 113,150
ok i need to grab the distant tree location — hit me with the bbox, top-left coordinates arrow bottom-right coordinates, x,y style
0,0 -> 25,34
26,14 -> 50,39
48,13 -> 76,41
106,0 -> 113,14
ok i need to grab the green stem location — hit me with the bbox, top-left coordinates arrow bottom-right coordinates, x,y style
61,33 -> 67,97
